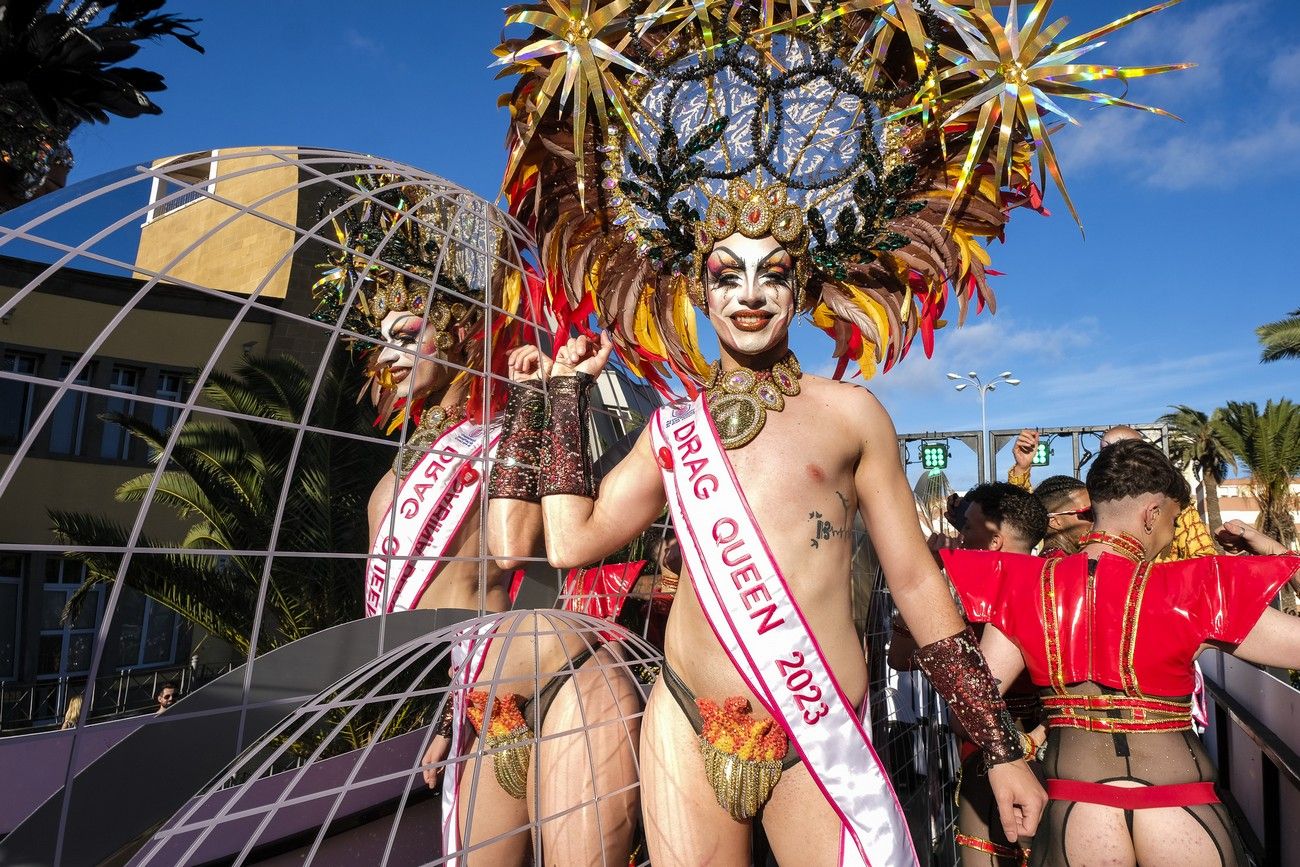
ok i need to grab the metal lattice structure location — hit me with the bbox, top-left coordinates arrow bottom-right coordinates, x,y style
0,147 -> 944,866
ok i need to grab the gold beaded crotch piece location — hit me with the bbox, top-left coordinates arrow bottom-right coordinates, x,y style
696,695 -> 791,821
704,352 -> 802,450
467,690 -> 533,800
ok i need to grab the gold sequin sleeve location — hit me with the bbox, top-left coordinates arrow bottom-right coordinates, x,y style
1007,466 -> 1032,491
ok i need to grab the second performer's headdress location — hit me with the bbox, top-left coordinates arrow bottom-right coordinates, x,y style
311,173 -> 525,427
495,0 -> 1189,394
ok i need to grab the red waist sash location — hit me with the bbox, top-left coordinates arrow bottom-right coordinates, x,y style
1047,779 -> 1218,809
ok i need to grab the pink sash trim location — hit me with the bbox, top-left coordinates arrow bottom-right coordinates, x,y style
365,420 -> 501,616
651,397 -> 917,867
440,620 -> 497,865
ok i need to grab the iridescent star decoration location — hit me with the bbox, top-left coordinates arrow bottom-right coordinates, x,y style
494,1 -> 648,203
910,0 -> 1192,229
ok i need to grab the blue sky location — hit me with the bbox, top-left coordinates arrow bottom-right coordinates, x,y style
57,1 -> 1300,486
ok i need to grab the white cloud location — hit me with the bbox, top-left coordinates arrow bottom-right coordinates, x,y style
1053,3 -> 1300,192
1268,47 -> 1300,93
1107,1 -> 1259,95
345,29 -> 380,54
865,315 -> 1098,399
1143,113 -> 1300,190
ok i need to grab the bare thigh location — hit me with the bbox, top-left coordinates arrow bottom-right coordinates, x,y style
640,681 -> 751,866
760,759 -> 848,867
454,731 -> 531,866
536,646 -> 644,867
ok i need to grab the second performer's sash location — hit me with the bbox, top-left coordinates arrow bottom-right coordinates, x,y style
365,421 -> 501,616
440,618 -> 497,866
651,397 -> 917,867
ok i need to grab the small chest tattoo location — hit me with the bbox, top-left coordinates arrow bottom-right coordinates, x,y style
809,491 -> 851,549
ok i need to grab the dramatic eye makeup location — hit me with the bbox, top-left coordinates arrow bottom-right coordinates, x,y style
384,314 -> 421,344
706,247 -> 743,283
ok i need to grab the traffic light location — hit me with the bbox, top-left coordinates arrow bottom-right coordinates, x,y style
920,441 -> 949,470
1032,441 -> 1051,466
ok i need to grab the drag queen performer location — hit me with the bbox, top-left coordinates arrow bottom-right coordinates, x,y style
490,0 -> 1191,863
312,176 -> 530,616
315,179 -> 643,865
943,440 -> 1300,866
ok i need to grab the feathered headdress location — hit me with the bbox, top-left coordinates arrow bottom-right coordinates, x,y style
494,0 -> 1189,395
311,173 -> 528,426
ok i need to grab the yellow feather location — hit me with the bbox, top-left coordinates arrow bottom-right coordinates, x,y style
633,285 -> 668,359
672,281 -> 709,377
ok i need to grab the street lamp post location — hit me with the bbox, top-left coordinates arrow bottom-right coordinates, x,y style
947,370 -> 1021,482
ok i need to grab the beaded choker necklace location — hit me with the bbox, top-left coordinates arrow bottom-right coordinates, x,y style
704,352 -> 802,450
398,400 -> 466,479
1078,531 -> 1146,563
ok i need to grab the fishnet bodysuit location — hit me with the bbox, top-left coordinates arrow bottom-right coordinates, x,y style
1031,680 -> 1245,867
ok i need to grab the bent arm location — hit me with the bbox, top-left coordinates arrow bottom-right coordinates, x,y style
542,427 -> 667,568
980,625 -> 1027,694
487,499 -> 543,571
854,392 -> 967,644
1225,607 -> 1300,670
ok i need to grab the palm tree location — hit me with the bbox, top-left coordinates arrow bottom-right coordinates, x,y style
1258,309 -> 1300,363
1159,405 -> 1235,528
1213,400 -> 1300,547
51,353 -> 390,654
0,0 -> 203,209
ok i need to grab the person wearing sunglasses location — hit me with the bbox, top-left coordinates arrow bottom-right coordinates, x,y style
942,440 -> 1300,866
893,482 -> 1050,867
1034,476 -> 1094,556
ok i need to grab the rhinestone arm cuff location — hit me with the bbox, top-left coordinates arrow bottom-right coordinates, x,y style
914,627 -> 1025,767
539,373 -> 595,499
487,381 -> 547,502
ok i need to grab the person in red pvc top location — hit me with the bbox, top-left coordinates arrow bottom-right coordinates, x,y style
941,440 -> 1300,867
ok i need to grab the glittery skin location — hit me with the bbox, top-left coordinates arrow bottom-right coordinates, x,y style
487,380 -> 547,502
915,627 -> 1025,768
539,373 -> 595,498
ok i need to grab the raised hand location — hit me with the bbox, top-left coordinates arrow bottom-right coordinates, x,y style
507,344 -> 551,383
1013,429 -> 1040,471
551,331 -> 615,378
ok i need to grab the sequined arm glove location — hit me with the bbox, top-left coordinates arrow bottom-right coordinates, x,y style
433,699 -> 456,739
539,373 -> 596,498
487,381 -> 547,502
914,626 -> 1025,767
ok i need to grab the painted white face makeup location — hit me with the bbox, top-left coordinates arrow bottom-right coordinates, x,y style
374,310 -> 453,402
704,233 -> 796,358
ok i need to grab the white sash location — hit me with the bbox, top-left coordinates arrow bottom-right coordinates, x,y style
651,397 -> 917,867
440,619 -> 498,865
365,421 -> 501,616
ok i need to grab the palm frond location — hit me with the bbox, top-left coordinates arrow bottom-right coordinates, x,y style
1258,309 -> 1300,364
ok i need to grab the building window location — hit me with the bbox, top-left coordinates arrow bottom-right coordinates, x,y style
38,559 -> 102,679
0,555 -> 22,681
0,351 -> 40,448
48,358 -> 94,455
145,151 -> 217,222
114,588 -> 180,670
100,365 -> 142,461
152,371 -> 188,434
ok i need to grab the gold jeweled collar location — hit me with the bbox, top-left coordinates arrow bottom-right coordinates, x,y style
397,400 -> 466,480
704,352 -> 802,450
